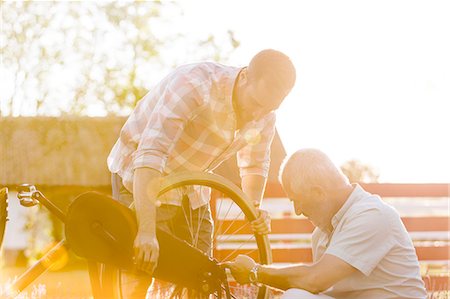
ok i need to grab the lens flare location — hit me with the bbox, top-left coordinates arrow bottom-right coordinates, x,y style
40,242 -> 69,271
244,128 -> 261,146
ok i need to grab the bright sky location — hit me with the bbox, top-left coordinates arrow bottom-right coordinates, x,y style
176,0 -> 450,183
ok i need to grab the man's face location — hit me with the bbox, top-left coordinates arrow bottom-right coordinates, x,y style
287,186 -> 328,230
237,73 -> 288,123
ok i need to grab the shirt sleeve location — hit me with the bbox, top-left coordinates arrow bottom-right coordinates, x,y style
237,113 -> 276,178
325,207 -> 396,276
132,75 -> 206,173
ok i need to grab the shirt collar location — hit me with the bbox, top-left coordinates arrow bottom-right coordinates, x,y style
331,183 -> 365,229
225,66 -> 243,131
222,66 -> 243,114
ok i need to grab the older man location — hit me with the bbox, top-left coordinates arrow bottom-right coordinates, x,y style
225,148 -> 427,299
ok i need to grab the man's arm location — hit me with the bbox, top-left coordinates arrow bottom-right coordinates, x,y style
241,174 -> 267,207
241,174 -> 271,234
237,116 -> 277,234
133,167 -> 162,274
258,254 -> 357,293
131,75 -> 205,273
226,254 -> 357,294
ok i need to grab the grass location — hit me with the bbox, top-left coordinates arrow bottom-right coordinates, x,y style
0,266 -> 92,299
1,265 -> 448,298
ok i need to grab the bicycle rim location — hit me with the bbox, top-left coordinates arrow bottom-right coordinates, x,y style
101,172 -> 271,299
0,188 -> 8,249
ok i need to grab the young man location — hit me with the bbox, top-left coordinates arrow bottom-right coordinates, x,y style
107,49 -> 296,297
225,149 -> 427,299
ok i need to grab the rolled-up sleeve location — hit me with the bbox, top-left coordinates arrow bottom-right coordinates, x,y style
132,76 -> 205,173
237,113 -> 276,178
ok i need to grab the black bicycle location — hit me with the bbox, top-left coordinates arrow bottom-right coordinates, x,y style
0,172 -> 272,298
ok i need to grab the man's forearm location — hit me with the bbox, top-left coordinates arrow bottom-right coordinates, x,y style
241,174 -> 267,207
258,264 -> 321,293
133,167 -> 162,233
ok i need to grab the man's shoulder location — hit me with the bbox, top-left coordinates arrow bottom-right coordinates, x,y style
175,61 -> 233,74
345,191 -> 400,229
169,62 -> 240,86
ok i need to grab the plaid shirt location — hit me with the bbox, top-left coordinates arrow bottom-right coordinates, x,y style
107,62 -> 276,208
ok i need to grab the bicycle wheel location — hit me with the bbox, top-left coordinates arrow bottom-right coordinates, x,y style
0,188 -> 8,249
101,172 -> 272,299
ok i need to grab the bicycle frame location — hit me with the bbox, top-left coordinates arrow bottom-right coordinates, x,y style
8,186 -> 70,295
7,187 -> 228,297
6,185 -> 232,298
4,172 -> 272,299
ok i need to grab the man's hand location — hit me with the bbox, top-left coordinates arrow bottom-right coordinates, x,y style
134,229 -> 159,274
240,175 -> 271,234
251,208 -> 271,235
222,255 -> 257,284
133,168 -> 162,274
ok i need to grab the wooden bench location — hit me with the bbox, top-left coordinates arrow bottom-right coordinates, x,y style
213,183 -> 450,292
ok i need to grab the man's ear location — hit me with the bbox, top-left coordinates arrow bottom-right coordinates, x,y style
239,68 -> 249,85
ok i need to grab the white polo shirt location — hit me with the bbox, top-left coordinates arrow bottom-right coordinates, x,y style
312,184 -> 427,299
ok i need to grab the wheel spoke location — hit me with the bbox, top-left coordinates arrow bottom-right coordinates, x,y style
100,172 -> 271,299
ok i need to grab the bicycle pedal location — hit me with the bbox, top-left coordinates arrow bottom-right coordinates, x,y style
17,184 -> 39,207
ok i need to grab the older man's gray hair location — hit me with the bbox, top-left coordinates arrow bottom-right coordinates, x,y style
280,148 -> 349,195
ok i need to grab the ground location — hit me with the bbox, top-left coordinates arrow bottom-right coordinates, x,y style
0,266 -> 92,299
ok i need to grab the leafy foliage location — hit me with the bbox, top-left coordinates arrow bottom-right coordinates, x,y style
340,159 -> 379,183
1,1 -> 239,116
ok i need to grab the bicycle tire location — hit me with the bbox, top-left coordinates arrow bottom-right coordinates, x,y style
0,187 -> 8,250
100,171 -> 272,299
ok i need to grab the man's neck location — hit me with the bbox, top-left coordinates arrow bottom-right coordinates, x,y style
334,184 -> 355,212
325,184 -> 355,232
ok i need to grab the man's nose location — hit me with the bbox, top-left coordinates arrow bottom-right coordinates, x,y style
297,212 -> 307,218
294,206 -> 303,216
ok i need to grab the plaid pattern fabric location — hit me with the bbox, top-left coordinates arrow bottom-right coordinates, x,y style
108,62 -> 276,208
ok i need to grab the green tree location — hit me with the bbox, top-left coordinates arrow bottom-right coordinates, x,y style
1,1 -> 239,116
340,159 -> 379,183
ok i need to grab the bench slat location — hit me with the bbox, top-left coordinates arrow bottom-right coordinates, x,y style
402,216 -> 450,232
263,183 -> 450,198
215,245 -> 450,263
216,217 -> 450,234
